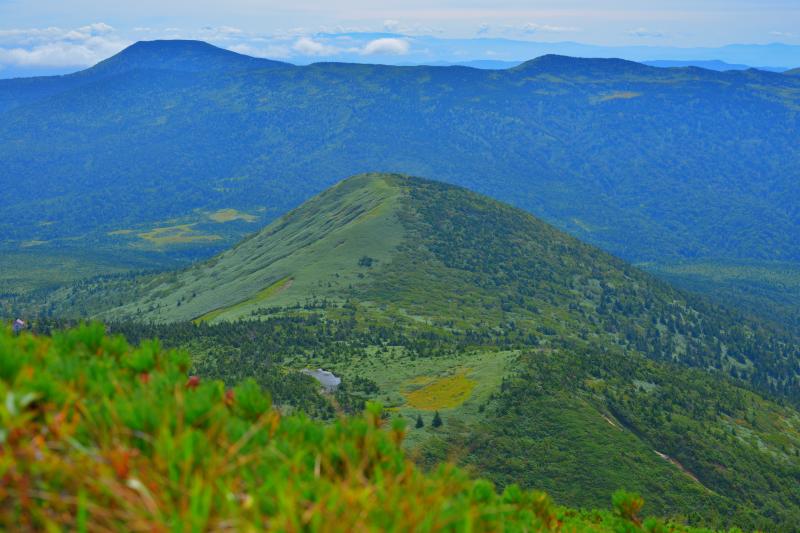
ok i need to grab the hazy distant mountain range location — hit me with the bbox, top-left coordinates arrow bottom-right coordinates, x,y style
294,33 -> 800,69
425,58 -> 789,72
1,32 -> 798,79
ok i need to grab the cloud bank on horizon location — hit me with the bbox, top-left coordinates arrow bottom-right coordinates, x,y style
0,0 -> 797,77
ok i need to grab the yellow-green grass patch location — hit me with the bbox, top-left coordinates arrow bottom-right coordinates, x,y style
137,224 -> 222,246
208,208 -> 259,223
193,276 -> 294,323
595,91 -> 642,102
403,369 -> 477,410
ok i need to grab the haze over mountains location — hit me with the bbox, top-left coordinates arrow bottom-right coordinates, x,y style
2,32 -> 798,79
419,59 -> 790,72
233,33 -> 800,70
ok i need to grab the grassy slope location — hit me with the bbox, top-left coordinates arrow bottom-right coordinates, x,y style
322,345 -> 718,512
103,174 -> 405,322
69,173 -> 800,415
454,343 -> 800,529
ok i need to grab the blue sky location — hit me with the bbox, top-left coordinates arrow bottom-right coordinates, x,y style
0,0 -> 798,76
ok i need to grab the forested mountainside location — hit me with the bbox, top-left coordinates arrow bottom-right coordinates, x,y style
2,40 -> 799,327
18,174 -> 800,530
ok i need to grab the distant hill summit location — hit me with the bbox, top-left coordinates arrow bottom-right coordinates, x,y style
0,39 -> 288,114
513,54 -> 655,75
89,39 -> 291,75
787,67 -> 800,76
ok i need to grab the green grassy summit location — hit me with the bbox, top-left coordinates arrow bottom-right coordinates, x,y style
106,173 -> 407,322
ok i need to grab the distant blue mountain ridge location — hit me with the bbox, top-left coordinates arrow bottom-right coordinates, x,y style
1,33 -> 798,79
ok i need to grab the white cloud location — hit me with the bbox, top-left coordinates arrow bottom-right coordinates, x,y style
383,20 -> 401,33
228,42 -> 292,59
0,23 -> 130,67
361,37 -> 410,56
628,27 -> 665,38
285,36 -> 410,58
217,26 -> 243,35
200,25 -> 244,39
520,22 -> 580,34
770,30 -> 796,38
292,36 -> 339,56
0,40 -> 127,67
476,24 -> 490,36
0,27 -> 67,46
80,22 -> 114,35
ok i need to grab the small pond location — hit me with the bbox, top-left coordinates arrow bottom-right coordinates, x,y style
301,368 -> 342,392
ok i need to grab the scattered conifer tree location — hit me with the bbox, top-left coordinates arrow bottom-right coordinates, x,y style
432,411 -> 443,428
415,414 -> 424,428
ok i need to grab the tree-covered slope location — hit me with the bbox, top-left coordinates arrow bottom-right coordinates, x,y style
54,308 -> 800,531
3,323 -> 710,532
2,40 -> 800,315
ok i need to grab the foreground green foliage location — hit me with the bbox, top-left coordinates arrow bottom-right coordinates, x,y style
0,324 -> 715,531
